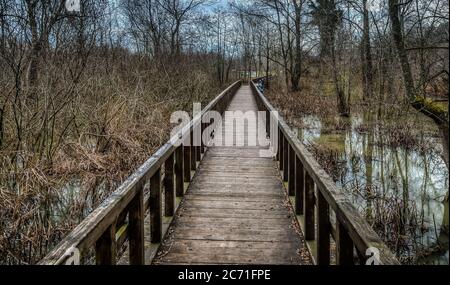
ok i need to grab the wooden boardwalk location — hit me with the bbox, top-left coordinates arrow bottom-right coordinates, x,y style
153,86 -> 312,265
41,80 -> 399,266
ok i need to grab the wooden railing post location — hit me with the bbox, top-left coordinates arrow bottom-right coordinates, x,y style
183,138 -> 191,183
317,191 -> 330,265
128,185 -> 144,265
279,130 -> 284,171
95,223 -> 116,265
195,120 -> 201,161
283,136 -> 288,182
164,152 -> 175,216
288,145 -> 295,196
190,128 -> 197,171
304,172 -> 315,241
175,146 -> 184,197
295,156 -> 304,215
276,128 -> 281,161
336,220 -> 354,265
201,122 -> 206,153
150,168 -> 162,243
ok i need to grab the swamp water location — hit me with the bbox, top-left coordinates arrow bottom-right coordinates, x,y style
298,113 -> 449,264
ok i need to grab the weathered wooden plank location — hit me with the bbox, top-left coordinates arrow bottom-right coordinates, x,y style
187,188 -> 284,197
162,240 -> 302,254
180,199 -> 287,211
171,228 -> 301,242
193,176 -> 282,186
183,194 -> 284,202
157,253 -> 301,265
180,208 -> 291,219
174,216 -> 294,226
196,168 -> 279,177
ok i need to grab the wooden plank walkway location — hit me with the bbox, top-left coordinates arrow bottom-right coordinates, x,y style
152,85 -> 312,265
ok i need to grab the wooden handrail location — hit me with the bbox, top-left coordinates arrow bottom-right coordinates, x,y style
39,80 -> 242,265
250,79 -> 400,265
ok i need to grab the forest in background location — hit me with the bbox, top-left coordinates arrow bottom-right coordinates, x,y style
0,0 -> 448,264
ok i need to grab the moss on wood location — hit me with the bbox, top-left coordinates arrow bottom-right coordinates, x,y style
412,96 -> 449,124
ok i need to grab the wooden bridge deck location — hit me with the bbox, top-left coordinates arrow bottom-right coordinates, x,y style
152,86 -> 312,265
41,80 -> 399,266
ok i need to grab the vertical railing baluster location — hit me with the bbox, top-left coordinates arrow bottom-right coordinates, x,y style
175,146 -> 184,197
164,153 -> 174,216
317,191 -> 330,265
279,130 -> 284,171
195,119 -> 201,162
128,185 -> 144,265
276,128 -> 281,161
190,128 -> 196,171
336,220 -> 354,265
266,110 -> 270,138
295,156 -> 304,215
283,136 -> 288,182
304,172 -> 315,240
201,122 -> 206,153
95,223 -> 116,265
183,137 -> 191,183
288,145 -> 295,196
150,168 -> 161,243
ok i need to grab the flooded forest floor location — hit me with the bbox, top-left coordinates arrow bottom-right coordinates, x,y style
265,76 -> 449,265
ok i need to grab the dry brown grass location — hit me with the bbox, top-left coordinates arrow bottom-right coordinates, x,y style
0,51 -> 227,264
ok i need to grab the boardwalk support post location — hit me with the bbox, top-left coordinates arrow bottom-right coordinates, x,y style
288,145 -> 295,196
164,153 -> 175,216
190,127 -> 197,171
279,130 -> 284,171
295,156 -> 304,215
95,223 -> 116,265
128,185 -> 144,265
201,122 -> 206,153
283,135 -> 288,182
150,168 -> 162,243
304,172 -> 315,241
175,146 -> 184,197
317,191 -> 330,265
183,138 -> 191,183
336,220 -> 354,265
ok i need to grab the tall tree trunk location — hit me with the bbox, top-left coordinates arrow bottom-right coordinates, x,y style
388,0 -> 449,167
27,1 -> 40,94
274,0 -> 290,90
291,0 -> 302,92
362,0 -> 373,101
265,27 -> 270,89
